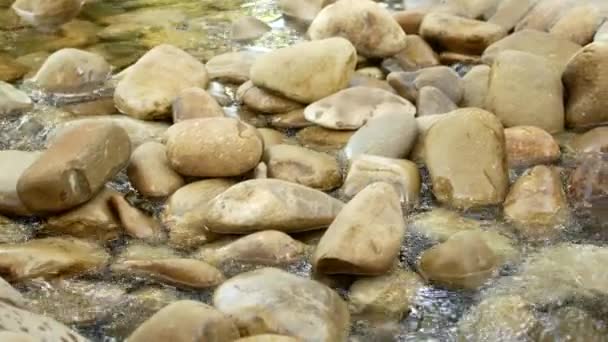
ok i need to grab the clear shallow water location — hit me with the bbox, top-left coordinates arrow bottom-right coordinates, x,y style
1,1 -> 607,341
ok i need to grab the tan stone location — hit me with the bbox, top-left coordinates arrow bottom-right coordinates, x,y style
296,126 -> 354,151
425,108 -> 508,209
570,127 -> 608,154
206,50 -> 262,84
0,237 -> 109,281
264,144 -> 341,190
172,87 -> 225,122
505,126 -> 560,168
278,0 -> 330,23
393,9 -> 427,34
309,0 -> 407,58
482,29 -> 581,70
0,55 -> 28,82
485,50 -> 564,133
487,0 -> 536,31
349,74 -> 396,93
250,38 -> 356,103
514,0 -> 574,32
313,182 -> 405,275
238,81 -> 303,114
563,42 -> 608,128
258,128 -> 288,148
166,117 -> 263,177
420,12 -> 507,55
393,35 -> 439,71
0,151 -> 41,216
204,179 -> 344,234
61,97 -> 117,116
109,194 -> 165,242
504,166 -> 569,238
387,66 -> 463,104
461,64 -> 490,108
268,108 -> 313,129
127,142 -> 184,197
417,86 -> 457,116
343,154 -> 420,207
128,300 -> 240,342
17,122 -> 131,214
438,51 -> 481,65
550,5 -> 601,45
231,16 -> 271,41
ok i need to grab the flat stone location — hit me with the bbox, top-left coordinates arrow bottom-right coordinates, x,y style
250,37 -> 356,103
11,0 -> 82,30
309,0 -> 407,58
60,97 -> 117,116
314,182 -> 405,275
425,108 -> 509,209
438,51 -> 482,65
213,267 -> 350,342
504,126 -> 560,168
514,0 -> 575,32
128,142 -> 184,197
204,179 -> 344,234
237,81 -> 303,114
485,50 -> 564,133
296,126 -> 354,151
420,12 -> 507,55
304,86 -> 416,130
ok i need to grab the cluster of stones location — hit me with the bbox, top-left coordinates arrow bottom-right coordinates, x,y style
0,0 -> 607,341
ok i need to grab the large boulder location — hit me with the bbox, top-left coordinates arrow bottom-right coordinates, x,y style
562,42 -> 608,128
166,117 -> 263,178
308,0 -> 406,58
213,268 -> 350,341
485,50 -> 564,133
17,122 -> 131,214
114,44 -> 209,120
425,108 -> 508,209
204,179 -> 344,234
250,37 -> 357,103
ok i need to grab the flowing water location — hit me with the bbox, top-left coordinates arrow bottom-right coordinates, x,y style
1,0 -> 607,341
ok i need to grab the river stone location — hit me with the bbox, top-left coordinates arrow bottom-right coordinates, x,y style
213,267 -> 350,341
278,0 -> 329,22
206,50 -> 262,84
204,179 -> 344,234
0,237 -> 109,281
482,29 -> 582,70
250,37 -> 356,103
0,276 -> 25,308
17,121 -> 131,214
0,151 -> 41,216
11,0 -> 82,30
409,114 -> 446,162
128,300 -> 240,342
505,126 -> 560,168
393,9 -> 426,34
264,144 -> 341,190
236,336 -> 300,342
0,82 -> 32,116
237,81 -> 302,114
163,179 -> 235,250
31,48 -> 110,93
461,64 -> 489,108
257,128 -> 288,149
231,16 -> 271,41
568,153 -> 608,223
349,74 -> 396,93
387,66 -> 463,104
309,0 -> 406,58
417,86 -> 457,116
172,87 -> 225,122
53,115 -> 169,148
344,109 -> 418,160
549,5 -> 601,46
268,108 -> 313,129
514,0 -> 575,32
314,182 -> 405,275
0,55 -> 28,82
570,126 -> 608,154
485,50 -> 564,133
504,166 -> 569,238
488,0 -> 537,31
425,108 -> 508,209
420,12 -> 507,55
0,302 -> 88,342
538,306 -> 607,342
197,230 -> 308,267
349,269 -> 423,321
304,86 -> 416,130
408,208 -> 480,242
114,44 -> 209,120
563,42 -> 608,129
457,295 -> 539,342
166,117 -> 263,177
60,97 -> 117,116
296,126 -> 354,151
394,35 -> 439,71
44,187 -> 120,242
128,142 -> 184,197
109,195 -> 165,243
343,154 -> 420,207
111,258 -> 225,290
22,279 -> 126,326
418,230 -> 499,289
